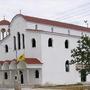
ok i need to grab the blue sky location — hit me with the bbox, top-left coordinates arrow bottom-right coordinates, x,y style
0,0 -> 90,27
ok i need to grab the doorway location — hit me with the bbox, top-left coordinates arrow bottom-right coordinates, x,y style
19,71 -> 24,84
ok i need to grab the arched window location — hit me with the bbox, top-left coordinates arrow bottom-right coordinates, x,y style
4,72 -> 8,79
17,32 -> 21,49
35,70 -> 39,78
48,38 -> 53,47
22,34 -> 25,49
13,36 -> 16,50
65,40 -> 69,49
1,28 -> 6,39
19,71 -> 24,84
5,45 -> 8,53
65,60 -> 69,72
32,38 -> 36,47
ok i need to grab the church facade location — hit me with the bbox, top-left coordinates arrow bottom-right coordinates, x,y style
0,14 -> 90,87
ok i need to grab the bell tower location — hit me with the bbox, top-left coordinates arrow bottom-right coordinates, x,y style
0,17 -> 10,40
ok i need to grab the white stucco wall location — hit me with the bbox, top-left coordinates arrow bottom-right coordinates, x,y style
28,68 -> 42,85
40,33 -> 81,84
25,31 -> 42,60
0,15 -> 27,60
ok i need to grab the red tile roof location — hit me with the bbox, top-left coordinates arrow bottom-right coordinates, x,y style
0,58 -> 42,64
0,61 -> 4,64
20,14 -> 90,32
25,58 -> 42,64
0,20 -> 10,25
0,60 -> 16,65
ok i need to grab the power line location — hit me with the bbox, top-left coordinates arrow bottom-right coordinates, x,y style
56,2 -> 90,18
59,12 -> 90,21
56,8 -> 90,20
53,2 -> 90,21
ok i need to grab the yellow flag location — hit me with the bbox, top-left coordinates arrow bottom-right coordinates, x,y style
17,54 -> 25,62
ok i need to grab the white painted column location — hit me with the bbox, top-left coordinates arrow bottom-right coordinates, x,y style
9,70 -> 12,87
27,69 -> 30,85
0,31 -> 2,40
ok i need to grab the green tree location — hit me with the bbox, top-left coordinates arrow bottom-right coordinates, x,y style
71,35 -> 90,82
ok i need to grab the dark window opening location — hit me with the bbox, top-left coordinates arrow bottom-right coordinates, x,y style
35,70 -> 39,78
21,74 -> 24,84
17,32 -> 21,49
4,72 -> 8,79
15,76 -> 17,80
48,38 -> 53,47
65,60 -> 69,72
32,38 -> 36,47
65,40 -> 69,49
19,71 -> 24,84
5,45 -> 8,53
22,34 -> 25,49
13,36 -> 16,50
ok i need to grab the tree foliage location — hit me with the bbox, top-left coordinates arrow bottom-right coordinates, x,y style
71,35 -> 90,73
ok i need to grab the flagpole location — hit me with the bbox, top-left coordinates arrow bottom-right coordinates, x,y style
16,48 -> 17,61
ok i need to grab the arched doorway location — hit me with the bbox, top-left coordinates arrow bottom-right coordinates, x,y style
19,71 -> 24,84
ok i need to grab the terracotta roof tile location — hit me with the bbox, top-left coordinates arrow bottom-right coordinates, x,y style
21,14 -> 90,32
25,58 -> 42,64
0,61 -> 4,64
0,20 -> 10,25
0,58 -> 42,64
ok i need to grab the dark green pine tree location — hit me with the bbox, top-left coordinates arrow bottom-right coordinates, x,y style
71,35 -> 90,82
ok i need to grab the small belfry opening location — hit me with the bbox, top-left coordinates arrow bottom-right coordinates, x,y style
1,28 -> 6,39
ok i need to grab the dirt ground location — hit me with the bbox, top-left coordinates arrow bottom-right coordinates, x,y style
31,84 -> 90,90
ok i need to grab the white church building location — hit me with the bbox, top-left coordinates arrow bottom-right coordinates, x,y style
0,14 -> 90,87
